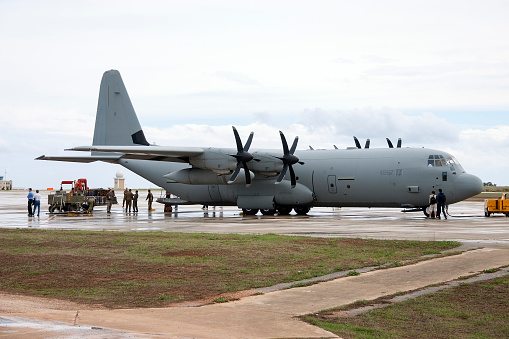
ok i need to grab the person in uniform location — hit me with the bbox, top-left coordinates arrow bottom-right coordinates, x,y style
125,189 -> 133,212
87,197 -> 95,213
146,189 -> 153,211
106,189 -> 115,213
122,188 -> 128,209
133,190 -> 139,213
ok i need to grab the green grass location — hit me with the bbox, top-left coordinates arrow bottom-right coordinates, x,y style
305,275 -> 509,339
0,229 -> 460,308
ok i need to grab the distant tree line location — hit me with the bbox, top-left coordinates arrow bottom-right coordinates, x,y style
484,182 -> 496,187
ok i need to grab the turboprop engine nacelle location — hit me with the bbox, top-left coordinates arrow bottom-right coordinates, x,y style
164,168 -> 254,185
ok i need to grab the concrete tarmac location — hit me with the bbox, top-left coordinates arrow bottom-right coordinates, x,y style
1,190 -> 509,338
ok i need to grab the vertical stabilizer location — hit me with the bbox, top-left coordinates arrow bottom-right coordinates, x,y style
92,70 -> 149,146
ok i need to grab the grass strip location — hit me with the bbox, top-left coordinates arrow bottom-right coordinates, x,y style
0,228 -> 459,308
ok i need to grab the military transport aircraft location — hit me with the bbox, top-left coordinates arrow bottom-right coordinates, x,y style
37,70 -> 483,216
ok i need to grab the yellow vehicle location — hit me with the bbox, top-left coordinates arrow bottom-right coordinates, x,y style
484,194 -> 509,217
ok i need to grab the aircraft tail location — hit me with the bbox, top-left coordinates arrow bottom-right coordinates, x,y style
92,70 -> 149,146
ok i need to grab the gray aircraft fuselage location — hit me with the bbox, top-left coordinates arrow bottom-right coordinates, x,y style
119,147 -> 481,210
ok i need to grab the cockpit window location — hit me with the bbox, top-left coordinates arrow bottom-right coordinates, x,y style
428,154 -> 465,173
428,155 -> 443,167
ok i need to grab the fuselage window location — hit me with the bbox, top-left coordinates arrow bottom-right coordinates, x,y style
442,171 -> 448,181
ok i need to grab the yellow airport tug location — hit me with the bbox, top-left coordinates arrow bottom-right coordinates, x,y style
484,193 -> 509,217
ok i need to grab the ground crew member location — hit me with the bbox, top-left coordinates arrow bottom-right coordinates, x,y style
125,189 -> 133,212
146,189 -> 153,211
87,197 -> 95,212
122,188 -> 128,209
436,188 -> 447,219
106,189 -> 115,213
133,190 -> 139,212
27,188 -> 34,217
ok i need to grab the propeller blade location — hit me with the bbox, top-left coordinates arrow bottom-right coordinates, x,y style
289,136 -> 299,154
242,162 -> 251,186
365,139 -> 370,149
244,132 -> 254,152
386,138 -> 394,148
228,164 -> 242,184
353,136 -> 361,149
289,165 -> 296,188
279,131 -> 289,154
228,126 -> 254,186
276,131 -> 303,187
275,165 -> 288,184
232,127 -> 243,152
397,138 -> 402,148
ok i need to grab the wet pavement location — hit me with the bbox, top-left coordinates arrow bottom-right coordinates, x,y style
2,190 -> 508,248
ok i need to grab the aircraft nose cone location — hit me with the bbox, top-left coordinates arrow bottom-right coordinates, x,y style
454,173 -> 483,201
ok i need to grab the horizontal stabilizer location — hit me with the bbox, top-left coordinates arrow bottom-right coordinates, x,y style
35,154 -> 121,163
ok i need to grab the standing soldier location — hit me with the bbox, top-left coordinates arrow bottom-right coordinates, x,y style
106,189 -> 115,213
125,188 -> 133,212
122,188 -> 128,209
146,189 -> 153,211
133,190 -> 139,213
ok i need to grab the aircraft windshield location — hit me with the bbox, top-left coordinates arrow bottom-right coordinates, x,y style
427,154 -> 464,173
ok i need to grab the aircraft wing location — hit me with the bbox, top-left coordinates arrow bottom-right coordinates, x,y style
62,145 -> 206,163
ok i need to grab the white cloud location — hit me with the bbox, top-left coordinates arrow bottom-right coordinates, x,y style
1,0 -> 509,188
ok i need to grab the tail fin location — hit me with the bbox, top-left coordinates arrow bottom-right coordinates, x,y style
92,70 -> 149,146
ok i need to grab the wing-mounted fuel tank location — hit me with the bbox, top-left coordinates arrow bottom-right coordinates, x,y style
164,168 -> 254,185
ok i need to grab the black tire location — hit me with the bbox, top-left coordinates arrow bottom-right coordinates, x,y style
294,206 -> 310,215
423,207 -> 430,218
260,209 -> 276,216
242,208 -> 259,216
277,206 -> 293,215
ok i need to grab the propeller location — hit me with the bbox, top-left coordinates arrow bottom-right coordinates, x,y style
353,136 -> 370,149
228,126 -> 254,186
386,138 -> 402,148
276,131 -> 304,188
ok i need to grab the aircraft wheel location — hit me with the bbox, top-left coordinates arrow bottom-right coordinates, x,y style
242,208 -> 259,216
277,206 -> 292,215
423,207 -> 430,218
294,206 -> 310,215
260,209 -> 276,216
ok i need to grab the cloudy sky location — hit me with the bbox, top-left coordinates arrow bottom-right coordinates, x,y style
1,0 -> 508,190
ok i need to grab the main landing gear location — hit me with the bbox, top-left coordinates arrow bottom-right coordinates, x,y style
241,206 -> 311,216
